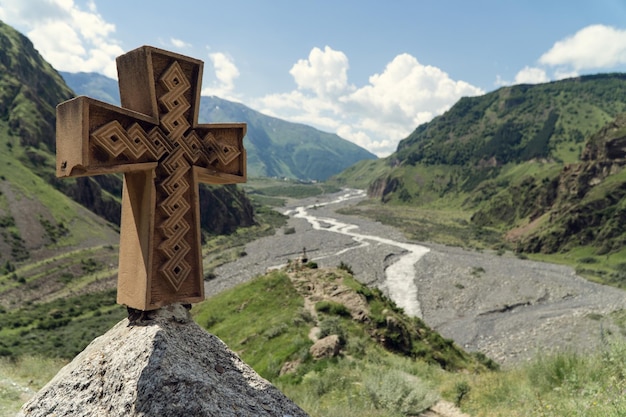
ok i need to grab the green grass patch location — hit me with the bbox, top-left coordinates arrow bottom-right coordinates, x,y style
193,271 -> 308,379
192,267 -> 474,416
458,341 -> 626,416
0,355 -> 67,416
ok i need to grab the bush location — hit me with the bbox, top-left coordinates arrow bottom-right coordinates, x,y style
315,301 -> 350,317
318,316 -> 347,345
337,261 -> 354,275
579,256 -> 598,264
364,370 -> 438,415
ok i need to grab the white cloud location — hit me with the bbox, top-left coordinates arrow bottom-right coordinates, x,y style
170,38 -> 191,49
540,25 -> 626,70
290,46 -> 352,98
201,52 -> 241,100
0,0 -> 123,78
502,24 -> 626,90
494,75 -> 511,87
255,49 -> 483,157
514,66 -> 549,84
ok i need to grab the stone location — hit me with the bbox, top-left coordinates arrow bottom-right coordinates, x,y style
18,304 -> 309,417
309,334 -> 341,359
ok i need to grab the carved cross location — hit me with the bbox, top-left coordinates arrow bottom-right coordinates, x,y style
56,46 -> 246,311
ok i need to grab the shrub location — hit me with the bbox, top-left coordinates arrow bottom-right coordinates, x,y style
318,316 -> 347,345
579,256 -> 598,264
337,261 -> 354,275
454,380 -> 471,407
364,370 -> 438,415
315,301 -> 350,317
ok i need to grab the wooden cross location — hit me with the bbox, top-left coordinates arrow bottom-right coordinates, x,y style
56,46 -> 246,311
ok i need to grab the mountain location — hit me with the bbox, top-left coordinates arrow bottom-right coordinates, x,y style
60,71 -> 377,180
333,74 -> 626,257
0,21 -> 255,300
59,71 -> 120,105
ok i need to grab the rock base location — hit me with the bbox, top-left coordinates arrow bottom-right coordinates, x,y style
19,304 -> 308,417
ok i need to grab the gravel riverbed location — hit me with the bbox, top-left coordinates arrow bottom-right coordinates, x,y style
206,190 -> 626,367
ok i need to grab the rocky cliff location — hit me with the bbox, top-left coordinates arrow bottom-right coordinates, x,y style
485,114 -> 626,254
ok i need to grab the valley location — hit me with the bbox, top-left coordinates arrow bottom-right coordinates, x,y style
209,188 -> 626,367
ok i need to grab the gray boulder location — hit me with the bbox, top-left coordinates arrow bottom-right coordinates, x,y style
19,304 -> 309,417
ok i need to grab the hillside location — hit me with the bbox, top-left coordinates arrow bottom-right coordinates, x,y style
0,21 -> 118,266
333,74 -> 626,262
5,263 -> 626,415
61,71 -> 377,180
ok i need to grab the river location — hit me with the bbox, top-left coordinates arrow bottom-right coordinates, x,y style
208,188 -> 626,366
285,189 -> 429,318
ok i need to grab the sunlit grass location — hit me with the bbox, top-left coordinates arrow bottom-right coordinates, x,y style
0,356 -> 66,416
457,341 -> 626,417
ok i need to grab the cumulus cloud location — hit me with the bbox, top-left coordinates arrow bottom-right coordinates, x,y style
540,25 -> 626,70
498,24 -> 626,90
170,38 -> 191,50
290,46 -> 352,98
255,48 -> 483,156
201,52 -> 241,100
514,66 -> 549,84
0,0 -> 123,78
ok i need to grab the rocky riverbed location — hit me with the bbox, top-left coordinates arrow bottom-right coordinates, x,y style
207,189 -> 626,367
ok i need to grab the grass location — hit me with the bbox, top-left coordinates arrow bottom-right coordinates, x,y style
0,289 -> 126,359
192,267 -> 626,417
192,268 -> 449,416
0,355 -> 67,416
455,340 -> 626,416
192,271 -> 309,379
3,265 -> 626,417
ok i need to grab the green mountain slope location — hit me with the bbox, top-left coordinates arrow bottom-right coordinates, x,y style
0,20 -> 122,305
333,74 -> 626,262
396,74 -> 626,167
60,71 -> 377,180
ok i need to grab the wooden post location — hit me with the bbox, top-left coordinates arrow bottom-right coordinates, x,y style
56,46 -> 246,310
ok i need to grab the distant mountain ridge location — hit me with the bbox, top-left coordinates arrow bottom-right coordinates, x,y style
60,71 -> 377,180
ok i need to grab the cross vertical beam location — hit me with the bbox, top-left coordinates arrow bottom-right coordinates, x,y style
56,46 -> 246,310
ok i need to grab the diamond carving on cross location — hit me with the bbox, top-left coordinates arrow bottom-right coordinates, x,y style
56,46 -> 246,311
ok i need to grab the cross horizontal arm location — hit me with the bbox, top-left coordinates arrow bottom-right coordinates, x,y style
57,96 -> 159,178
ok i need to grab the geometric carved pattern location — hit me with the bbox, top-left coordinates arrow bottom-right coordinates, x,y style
155,63 -> 195,291
205,132 -> 241,166
57,46 -> 246,310
88,61 -> 244,293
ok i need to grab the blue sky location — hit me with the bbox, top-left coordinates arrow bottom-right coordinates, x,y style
2,0 -> 626,156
